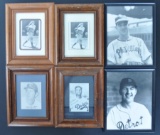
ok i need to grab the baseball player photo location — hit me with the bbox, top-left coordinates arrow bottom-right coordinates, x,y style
69,83 -> 89,112
20,19 -> 41,50
107,6 -> 153,65
21,82 -> 41,110
70,22 -> 88,50
106,71 -> 152,130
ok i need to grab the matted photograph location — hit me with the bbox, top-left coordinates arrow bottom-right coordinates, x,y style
16,74 -> 46,117
106,70 -> 154,130
6,3 -> 55,65
6,66 -> 54,126
20,19 -> 41,50
55,4 -> 104,66
69,83 -> 89,112
106,5 -> 153,66
64,13 -> 94,57
21,82 -> 42,110
16,13 -> 45,56
55,67 -> 104,128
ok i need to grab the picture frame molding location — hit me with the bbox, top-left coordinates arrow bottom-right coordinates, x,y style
55,4 -> 104,66
5,3 -> 55,65
55,67 -> 104,128
6,66 -> 54,126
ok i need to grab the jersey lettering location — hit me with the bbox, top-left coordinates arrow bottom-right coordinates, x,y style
116,45 -> 141,58
116,116 -> 143,130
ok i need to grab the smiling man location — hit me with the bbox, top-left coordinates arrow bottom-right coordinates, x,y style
107,15 -> 152,65
107,78 -> 151,130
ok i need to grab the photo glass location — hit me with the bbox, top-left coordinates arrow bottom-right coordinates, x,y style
20,82 -> 42,110
106,71 -> 153,130
64,13 -> 94,57
106,5 -> 153,66
69,83 -> 89,112
20,19 -> 41,50
64,76 -> 94,119
16,12 -> 45,56
16,74 -> 46,117
70,22 -> 88,50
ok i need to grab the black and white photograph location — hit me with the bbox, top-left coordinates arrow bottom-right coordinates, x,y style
106,71 -> 153,130
16,12 -> 45,56
21,82 -> 41,110
107,5 -> 153,66
69,83 -> 89,112
16,74 -> 46,117
20,19 -> 41,50
64,13 -> 94,57
70,22 -> 88,50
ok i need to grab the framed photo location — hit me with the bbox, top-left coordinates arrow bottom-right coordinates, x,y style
106,4 -> 155,67
55,67 -> 104,128
6,66 -> 54,126
105,69 -> 155,131
6,3 -> 55,65
55,4 -> 104,66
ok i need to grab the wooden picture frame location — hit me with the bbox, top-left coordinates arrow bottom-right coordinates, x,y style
55,67 -> 104,128
6,3 -> 55,65
55,4 -> 104,66
6,66 -> 54,126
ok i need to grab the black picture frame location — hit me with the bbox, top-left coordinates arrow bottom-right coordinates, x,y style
105,3 -> 156,68
104,69 -> 155,132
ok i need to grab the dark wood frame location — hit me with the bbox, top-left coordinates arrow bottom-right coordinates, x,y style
6,66 -> 54,126
55,67 -> 104,128
55,4 -> 104,66
5,3 -> 55,65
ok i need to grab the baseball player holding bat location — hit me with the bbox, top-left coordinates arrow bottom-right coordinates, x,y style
72,23 -> 86,49
107,78 -> 151,130
107,15 -> 153,65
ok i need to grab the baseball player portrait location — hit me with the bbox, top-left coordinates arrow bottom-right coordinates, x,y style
71,22 -> 88,50
21,82 -> 41,110
21,19 -> 41,50
107,6 -> 153,65
106,72 -> 152,130
69,84 -> 89,112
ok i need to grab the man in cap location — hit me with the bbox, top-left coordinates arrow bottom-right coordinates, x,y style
21,83 -> 41,109
107,15 -> 152,65
107,78 -> 151,130
70,86 -> 89,112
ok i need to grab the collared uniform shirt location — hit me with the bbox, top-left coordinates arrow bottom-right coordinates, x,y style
107,102 -> 151,130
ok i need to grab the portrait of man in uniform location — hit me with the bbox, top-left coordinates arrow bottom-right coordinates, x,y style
106,71 -> 152,130
69,83 -> 89,112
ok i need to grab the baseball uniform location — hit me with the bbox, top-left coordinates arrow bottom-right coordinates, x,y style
72,23 -> 86,49
107,36 -> 152,65
107,102 -> 151,130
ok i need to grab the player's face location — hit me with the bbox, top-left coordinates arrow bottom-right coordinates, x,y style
75,87 -> 82,96
121,85 -> 137,103
26,88 -> 36,105
116,21 -> 129,36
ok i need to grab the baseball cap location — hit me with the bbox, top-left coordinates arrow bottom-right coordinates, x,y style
24,83 -> 38,93
115,15 -> 128,24
119,78 -> 137,91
